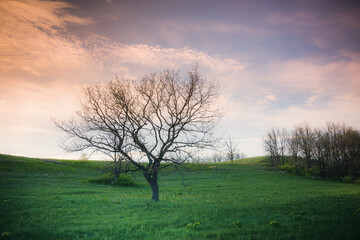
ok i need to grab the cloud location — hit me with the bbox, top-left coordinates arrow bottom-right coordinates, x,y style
0,77 -> 82,158
266,5 -> 360,54
0,0 -> 247,91
259,94 -> 277,104
0,0 -> 93,77
0,0 -> 246,80
218,53 -> 360,147
305,94 -> 319,107
261,56 -> 360,110
158,20 -> 272,37
82,34 -> 246,77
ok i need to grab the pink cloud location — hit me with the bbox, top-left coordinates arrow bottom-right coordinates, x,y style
0,0 -> 93,77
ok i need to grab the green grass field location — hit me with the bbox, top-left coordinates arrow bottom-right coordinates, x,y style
1,154 -> 360,239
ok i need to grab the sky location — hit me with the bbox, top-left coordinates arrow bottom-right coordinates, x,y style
0,0 -> 360,160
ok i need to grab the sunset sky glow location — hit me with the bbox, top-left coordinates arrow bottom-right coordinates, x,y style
1,0 -> 360,159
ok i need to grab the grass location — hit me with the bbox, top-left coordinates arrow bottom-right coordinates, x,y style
1,154 -> 360,239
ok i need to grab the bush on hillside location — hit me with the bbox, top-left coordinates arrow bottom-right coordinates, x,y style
87,173 -> 135,186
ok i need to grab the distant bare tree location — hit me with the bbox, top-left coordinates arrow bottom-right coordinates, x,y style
297,122 -> 315,168
212,152 -> 225,163
78,153 -> 88,161
313,127 -> 328,178
264,128 -> 287,166
54,66 -> 222,201
278,128 -> 288,165
225,137 -> 239,163
264,128 -> 280,166
236,152 -> 247,159
287,127 -> 301,165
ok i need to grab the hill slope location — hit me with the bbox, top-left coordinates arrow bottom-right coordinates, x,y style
1,154 -> 359,239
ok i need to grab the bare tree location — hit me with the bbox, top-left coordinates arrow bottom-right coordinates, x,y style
54,67 -> 222,201
278,128 -> 288,165
78,153 -> 88,161
264,128 -> 287,166
212,152 -> 225,163
313,127 -> 328,178
225,137 -> 239,163
287,127 -> 301,165
264,128 -> 280,166
297,122 -> 315,168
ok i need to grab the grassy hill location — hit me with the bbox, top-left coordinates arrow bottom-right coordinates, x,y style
1,154 -> 359,239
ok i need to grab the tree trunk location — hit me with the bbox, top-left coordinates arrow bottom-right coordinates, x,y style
113,155 -> 121,180
114,161 -> 121,181
150,181 -> 159,201
143,171 -> 159,201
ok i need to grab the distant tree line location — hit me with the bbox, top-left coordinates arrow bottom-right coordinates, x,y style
190,138 -> 247,163
190,151 -> 246,164
264,122 -> 360,180
211,138 -> 246,163
210,151 -> 246,163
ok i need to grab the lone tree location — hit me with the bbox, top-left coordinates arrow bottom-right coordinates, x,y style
54,67 -> 222,201
225,137 -> 238,163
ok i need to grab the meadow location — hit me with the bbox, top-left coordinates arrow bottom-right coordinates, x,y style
0,154 -> 359,240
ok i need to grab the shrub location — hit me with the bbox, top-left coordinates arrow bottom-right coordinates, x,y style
299,168 -> 307,176
344,175 -> 354,183
87,173 -> 135,186
279,165 -> 288,171
279,164 -> 294,173
186,222 -> 200,232
232,220 -> 241,228
269,220 -> 280,227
